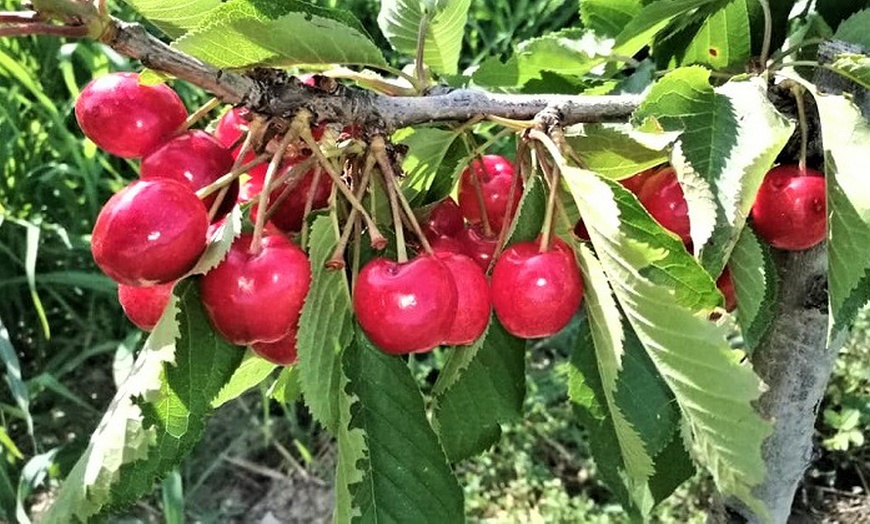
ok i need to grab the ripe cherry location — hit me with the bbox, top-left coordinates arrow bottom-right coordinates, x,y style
573,220 -> 590,241
637,166 -> 691,244
252,326 -> 299,366
430,235 -> 464,255
422,198 -> 464,242
140,130 -> 237,217
251,167 -> 333,233
717,267 -> 737,312
213,107 -> 248,148
353,255 -> 457,354
619,168 -> 654,195
118,282 -> 174,331
92,179 -> 208,286
491,238 -> 584,338
75,72 -> 187,158
435,252 -> 491,345
751,165 -> 826,251
456,224 -> 498,271
458,155 -> 522,234
201,234 -> 311,346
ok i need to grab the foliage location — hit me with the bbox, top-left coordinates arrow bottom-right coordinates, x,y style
2,0 -> 870,522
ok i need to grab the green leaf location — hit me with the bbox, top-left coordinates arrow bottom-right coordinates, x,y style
188,205 -> 242,277
173,0 -> 385,69
833,8 -> 870,48
269,366 -> 302,405
122,0 -> 222,38
472,29 -> 612,88
828,53 -> 870,89
653,0 -> 752,71
564,123 -> 676,179
211,349 -> 277,408
560,163 -> 772,518
431,317 -> 526,462
0,315 -> 33,441
634,68 -> 793,275
504,173 -> 547,246
394,127 -> 461,206
580,0 -> 644,39
378,0 -> 471,75
296,215 -> 354,434
343,327 -> 464,522
613,0 -> 723,59
44,282 -> 244,521
729,227 -> 778,352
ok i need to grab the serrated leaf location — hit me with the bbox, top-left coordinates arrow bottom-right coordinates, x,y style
613,0 -> 723,59
564,123 -> 676,179
431,317 -> 526,462
296,215 -> 354,434
653,0 -> 752,71
634,68 -> 793,274
729,226 -> 778,352
212,349 -> 277,408
504,173 -> 546,245
472,28 -> 613,88
829,53 -> 870,89
269,366 -> 302,405
45,282 -> 244,521
580,0 -> 643,39
173,0 -> 385,69
378,0 -> 471,75
833,8 -> 870,48
560,162 -> 772,517
394,127 -> 461,206
344,327 -> 464,522
122,0 -> 222,38
0,315 -> 33,441
334,359 -> 365,523
188,205 -> 242,276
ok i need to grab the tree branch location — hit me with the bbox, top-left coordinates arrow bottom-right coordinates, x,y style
97,18 -> 640,131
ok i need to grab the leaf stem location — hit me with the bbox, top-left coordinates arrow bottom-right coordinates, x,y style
414,14 -> 430,89
758,0 -> 773,67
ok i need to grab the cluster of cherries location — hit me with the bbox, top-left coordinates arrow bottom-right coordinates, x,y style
77,72 -> 827,363
589,162 -> 827,311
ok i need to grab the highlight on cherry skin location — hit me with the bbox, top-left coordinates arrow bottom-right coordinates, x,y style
75,72 -> 187,158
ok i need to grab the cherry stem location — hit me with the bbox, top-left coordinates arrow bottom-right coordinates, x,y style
529,130 -> 565,253
351,213 -> 363,293
372,136 -> 433,255
383,166 -> 407,263
251,123 -> 303,254
260,160 -> 316,224
299,122 -> 385,249
461,133 -> 494,237
179,97 -> 220,132
328,155 -> 376,268
207,186 -> 229,223
491,137 -> 529,262
791,84 -> 810,173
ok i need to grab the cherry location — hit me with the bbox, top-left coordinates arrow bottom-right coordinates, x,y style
117,281 -> 174,331
750,165 -> 826,251
422,198 -> 464,242
435,252 -> 491,345
251,166 -> 333,233
353,255 -> 457,354
717,267 -> 737,312
456,224 -> 498,271
573,220 -> 590,241
637,166 -> 691,244
140,130 -> 238,218
252,326 -> 299,366
201,233 -> 311,345
458,155 -> 522,234
430,235 -> 464,255
619,168 -> 654,195
491,238 -> 584,338
75,72 -> 187,158
92,179 -> 208,286
213,107 -> 248,148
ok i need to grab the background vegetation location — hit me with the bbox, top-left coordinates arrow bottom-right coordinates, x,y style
0,0 -> 867,521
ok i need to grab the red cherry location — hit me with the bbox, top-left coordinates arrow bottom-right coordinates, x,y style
619,168 -> 654,195
458,155 -> 523,234
435,252 -> 491,345
637,166 -> 691,244
92,179 -> 208,286
422,198 -> 464,242
717,267 -> 737,312
573,220 -> 590,241
456,224 -> 498,271
491,238 -> 584,338
430,235 -> 464,254
214,107 -> 248,148
75,72 -> 187,158
750,165 -> 826,251
118,281 -> 174,331
251,167 -> 333,233
353,255 -> 458,354
201,234 -> 311,346
140,130 -> 238,218
252,326 -> 299,366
